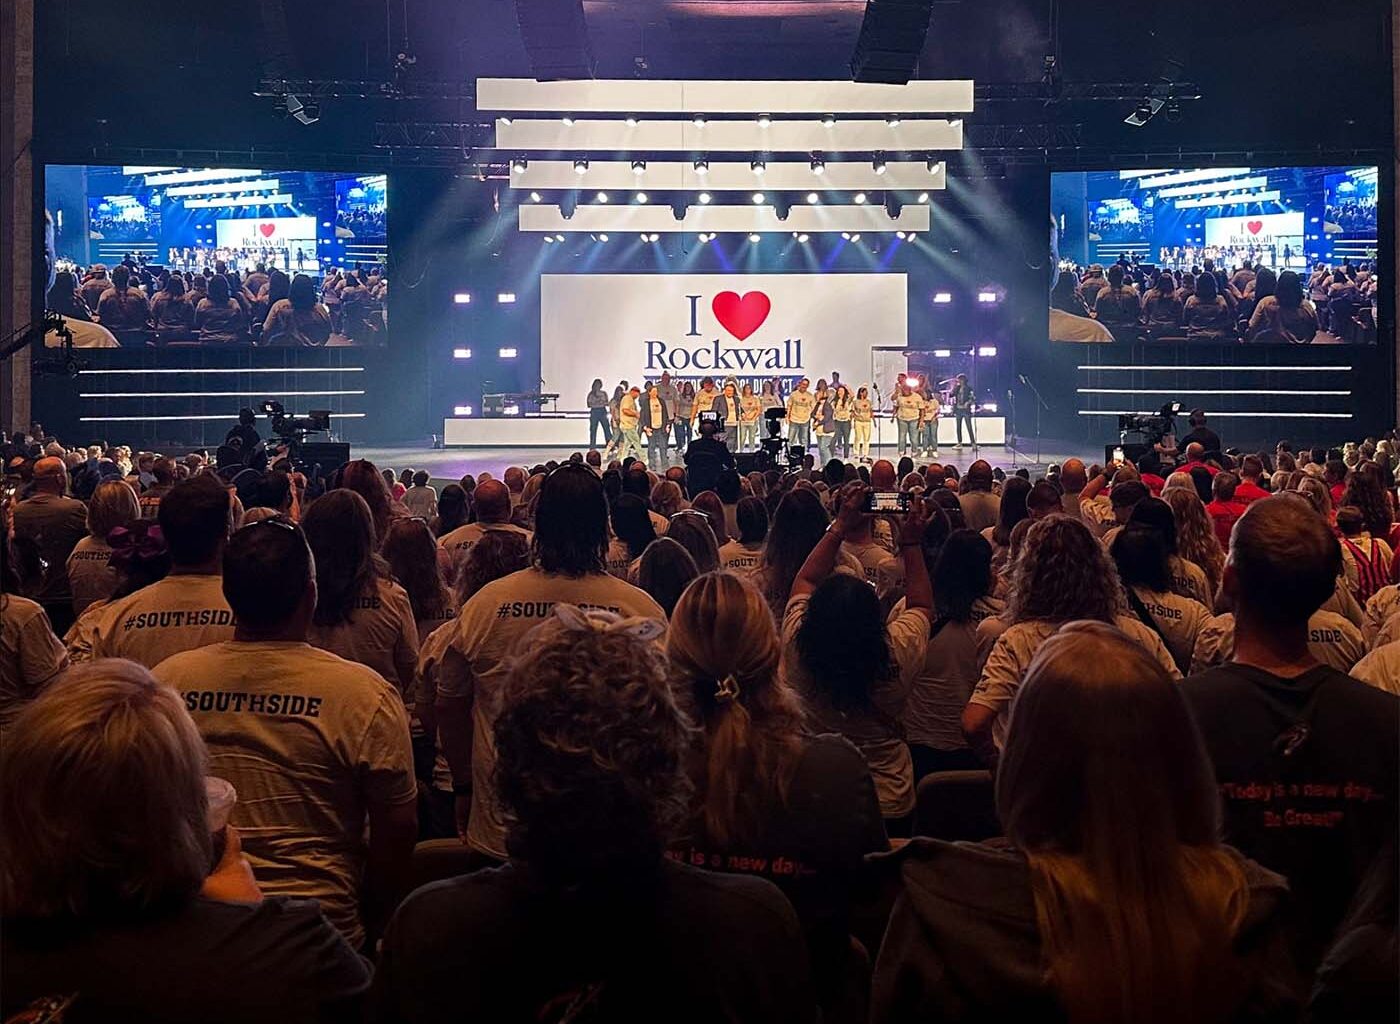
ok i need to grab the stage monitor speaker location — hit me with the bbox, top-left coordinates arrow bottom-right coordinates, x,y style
298,442 -> 352,478
849,0 -> 936,84
514,0 -> 595,79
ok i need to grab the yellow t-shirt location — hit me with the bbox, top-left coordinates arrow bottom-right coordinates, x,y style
740,394 -> 763,422
153,640 -> 415,949
787,391 -> 816,424
437,521 -> 532,564
619,393 -> 640,429
854,398 -> 874,422
306,577 -> 419,693
895,392 -> 923,421
89,574 -> 235,668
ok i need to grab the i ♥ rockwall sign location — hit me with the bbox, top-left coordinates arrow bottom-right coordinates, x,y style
214,215 -> 318,251
540,273 -> 908,392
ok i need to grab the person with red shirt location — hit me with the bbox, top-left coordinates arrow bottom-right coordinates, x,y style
1183,442 -> 1220,476
1204,472 -> 1248,550
1135,452 -> 1167,496
1233,455 -> 1271,504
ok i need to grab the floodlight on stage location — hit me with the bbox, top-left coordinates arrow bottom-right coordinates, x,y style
926,160 -> 943,174
554,234 -> 566,242
797,233 -> 810,243
693,159 -> 710,175
810,158 -> 826,175
748,233 -> 761,242
504,405 -> 521,415
886,115 -> 901,127
529,191 -> 542,203
453,348 -> 472,359
917,192 -> 930,203
807,192 -> 820,204
841,232 -> 850,239
498,293 -> 517,303
596,191 -> 609,203
499,348 -> 519,358
598,233 -> 609,241
854,192 -> 867,205
625,116 -> 638,126
978,346 -> 998,356
977,291 -> 997,303
453,292 -> 472,304
757,113 -> 772,127
631,160 -> 646,174
849,233 -> 860,242
635,191 -> 649,203
933,349 -> 952,357
873,156 -> 888,175
500,117 -> 512,125
751,159 -> 767,174
933,292 -> 952,304
511,157 -> 528,173
904,374 -> 920,387
821,114 -> 836,126
572,160 -> 590,175
982,402 -> 998,413
752,192 -> 766,204
698,191 -> 712,204
562,116 -> 576,126
895,231 -> 906,240
454,405 -> 473,416
692,114 -> 707,128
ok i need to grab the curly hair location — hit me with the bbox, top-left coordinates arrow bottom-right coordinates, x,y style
494,610 -> 694,885
1007,515 -> 1125,625
667,573 -> 806,847
1343,462 -> 1393,539
455,530 -> 531,605
1163,489 -> 1225,597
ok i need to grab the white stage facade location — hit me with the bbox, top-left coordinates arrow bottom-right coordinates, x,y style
444,413 -> 1005,449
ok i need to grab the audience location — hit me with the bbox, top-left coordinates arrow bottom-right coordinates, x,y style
6,420 -> 1400,1018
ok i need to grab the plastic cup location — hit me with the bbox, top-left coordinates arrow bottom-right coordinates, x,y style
205,776 -> 237,869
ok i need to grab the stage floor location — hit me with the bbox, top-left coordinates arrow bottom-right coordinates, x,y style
356,438 -> 1103,484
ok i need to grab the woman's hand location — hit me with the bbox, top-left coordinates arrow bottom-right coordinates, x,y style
834,483 -> 868,538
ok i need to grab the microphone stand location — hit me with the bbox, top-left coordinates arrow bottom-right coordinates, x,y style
871,381 -> 882,462
1018,374 -> 1051,467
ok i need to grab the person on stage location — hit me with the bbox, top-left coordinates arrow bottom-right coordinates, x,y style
586,378 -> 612,449
919,383 -> 941,457
785,378 -> 815,453
674,381 -> 696,453
950,373 -> 976,449
738,383 -> 762,451
639,380 -> 673,471
616,385 -> 645,462
711,380 -> 742,445
852,386 -> 874,462
894,380 -> 922,458
811,381 -> 834,465
692,377 -> 719,434
656,372 -> 680,424
831,384 -> 853,460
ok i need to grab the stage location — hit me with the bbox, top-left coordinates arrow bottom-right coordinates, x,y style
355,437 -> 1099,486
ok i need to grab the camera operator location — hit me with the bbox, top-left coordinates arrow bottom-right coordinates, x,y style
684,413 -> 735,495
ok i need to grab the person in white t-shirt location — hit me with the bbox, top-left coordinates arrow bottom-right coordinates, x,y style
303,490 -> 419,693
782,484 -> 934,824
0,539 -> 67,731
153,518 -> 417,950
1190,608 -> 1365,675
437,479 -> 532,571
963,515 -> 1181,761
400,470 -> 438,519
89,474 -> 237,667
66,479 -> 139,616
1350,640 -> 1400,694
717,496 -> 768,574
431,463 -> 666,860
1110,525 -> 1213,674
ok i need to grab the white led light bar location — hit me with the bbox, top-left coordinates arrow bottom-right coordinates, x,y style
164,178 -> 282,198
495,118 -> 963,153
477,78 -> 975,114
520,203 -> 930,233
1135,167 -> 1251,189
142,168 -> 264,186
1154,175 -> 1264,199
1174,189 -> 1280,209
510,159 -> 945,192
182,192 -> 294,208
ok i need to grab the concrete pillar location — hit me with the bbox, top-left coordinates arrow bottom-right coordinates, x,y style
0,0 -> 35,434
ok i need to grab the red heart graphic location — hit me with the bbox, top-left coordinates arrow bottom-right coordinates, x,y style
711,290 -> 771,341
258,223 -> 277,238
1245,220 -> 1263,235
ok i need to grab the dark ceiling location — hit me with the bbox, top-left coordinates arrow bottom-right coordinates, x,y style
34,0 -> 1396,162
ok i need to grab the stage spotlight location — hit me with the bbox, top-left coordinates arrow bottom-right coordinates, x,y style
692,114 -> 707,128
529,191 -> 542,203
854,192 -> 867,205
797,233 -> 809,243
500,116 -> 512,125
982,402 -> 998,413
895,231 -> 906,240
751,159 -> 766,174
1124,97 -> 1163,127
806,192 -> 819,204
917,191 -> 930,203
886,115 -> 901,127
453,348 -> 472,359
752,192 -> 765,204
977,291 -> 998,303
573,159 -> 589,174
497,292 -> 517,304
978,345 -> 998,356
631,159 -> 647,174
543,236 -> 556,244
810,158 -> 826,175
841,231 -> 850,239
499,347 -> 518,358
640,232 -> 650,241
698,191 -> 712,204
933,292 -> 952,304
849,233 -> 860,242
933,348 -> 951,358
510,157 -> 528,173
453,292 -> 472,304
635,191 -> 649,204
926,159 -> 943,174
873,156 -> 888,175
625,116 -> 638,126
453,405 -> 473,416
757,113 -> 771,127
748,233 -> 761,242
693,159 -> 709,175
821,114 -> 836,126
596,191 -> 609,203
562,116 -> 575,126
599,233 -> 608,241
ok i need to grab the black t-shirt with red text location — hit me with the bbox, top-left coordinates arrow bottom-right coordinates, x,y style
1183,663 -> 1398,965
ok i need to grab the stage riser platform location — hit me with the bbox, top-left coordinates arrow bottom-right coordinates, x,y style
444,416 -> 1006,448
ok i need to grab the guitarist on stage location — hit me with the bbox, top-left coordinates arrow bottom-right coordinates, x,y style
950,373 -> 976,449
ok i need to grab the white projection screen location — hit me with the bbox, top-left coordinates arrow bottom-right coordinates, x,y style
539,273 -> 908,394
